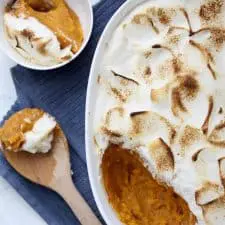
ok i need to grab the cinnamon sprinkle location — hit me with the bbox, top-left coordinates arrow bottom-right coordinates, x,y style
158,8 -> 171,25
210,29 -> 225,49
200,0 -> 223,20
132,14 -> 159,34
110,87 -> 127,103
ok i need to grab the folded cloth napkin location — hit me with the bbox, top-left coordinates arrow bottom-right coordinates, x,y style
0,0 -> 126,224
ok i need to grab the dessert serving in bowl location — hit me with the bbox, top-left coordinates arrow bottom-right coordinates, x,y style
0,0 -> 93,70
86,0 -> 225,224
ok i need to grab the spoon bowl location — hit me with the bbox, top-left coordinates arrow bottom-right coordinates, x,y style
4,124 -> 101,225
0,0 -> 93,70
4,126 -> 69,188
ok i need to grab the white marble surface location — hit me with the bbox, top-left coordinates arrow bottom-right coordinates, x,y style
0,53 -> 16,121
0,177 -> 48,225
0,0 -> 100,224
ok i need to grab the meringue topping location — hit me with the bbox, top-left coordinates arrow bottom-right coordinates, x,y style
94,0 -> 225,224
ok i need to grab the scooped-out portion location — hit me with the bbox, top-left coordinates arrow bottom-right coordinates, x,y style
102,144 -> 196,225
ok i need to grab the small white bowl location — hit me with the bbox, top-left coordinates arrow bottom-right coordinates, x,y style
0,0 -> 93,70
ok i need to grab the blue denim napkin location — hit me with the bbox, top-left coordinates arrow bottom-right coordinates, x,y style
0,0 -> 126,224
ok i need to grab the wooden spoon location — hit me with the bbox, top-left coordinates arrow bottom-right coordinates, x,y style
3,125 -> 101,225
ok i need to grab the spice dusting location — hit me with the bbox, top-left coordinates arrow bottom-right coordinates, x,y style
200,0 -> 223,20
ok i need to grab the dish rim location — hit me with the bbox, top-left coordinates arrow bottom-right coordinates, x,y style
85,0 -> 152,224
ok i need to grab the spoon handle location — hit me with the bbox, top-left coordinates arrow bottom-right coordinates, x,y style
55,176 -> 102,225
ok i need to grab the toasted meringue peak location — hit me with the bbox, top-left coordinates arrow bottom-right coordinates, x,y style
151,84 -> 169,104
195,182 -> 224,206
194,148 -> 225,206
103,107 -> 131,138
208,122 -> 225,147
219,158 -> 225,183
172,75 -> 200,117
94,1 -> 225,224
148,138 -> 174,173
98,70 -> 141,104
130,111 -> 176,145
199,0 -> 224,23
171,86 -> 188,117
178,126 -> 206,155
202,196 -> 225,225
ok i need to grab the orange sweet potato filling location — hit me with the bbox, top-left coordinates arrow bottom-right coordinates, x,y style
102,144 -> 196,225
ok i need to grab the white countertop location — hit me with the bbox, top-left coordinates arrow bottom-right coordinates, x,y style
0,1 -> 100,224
0,53 -> 16,121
